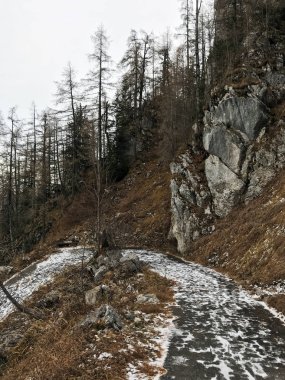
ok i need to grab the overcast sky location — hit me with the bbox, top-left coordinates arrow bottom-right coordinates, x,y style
0,0 -> 212,122
0,0 -> 180,118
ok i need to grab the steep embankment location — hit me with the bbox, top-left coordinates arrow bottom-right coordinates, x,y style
105,159 -> 172,250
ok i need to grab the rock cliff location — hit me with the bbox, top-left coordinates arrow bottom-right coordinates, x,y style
170,0 -> 285,253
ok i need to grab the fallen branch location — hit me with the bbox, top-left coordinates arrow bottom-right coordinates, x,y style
0,281 -> 44,320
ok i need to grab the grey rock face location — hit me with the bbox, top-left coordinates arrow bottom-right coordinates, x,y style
169,89 -> 285,252
203,121 -> 248,175
205,155 -> 245,217
209,97 -> 269,140
245,127 -> 285,201
265,72 -> 285,89
169,153 -> 214,253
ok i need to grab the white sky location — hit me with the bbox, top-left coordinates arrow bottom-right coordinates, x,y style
0,0 -> 184,121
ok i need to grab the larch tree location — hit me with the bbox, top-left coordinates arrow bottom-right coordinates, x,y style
6,107 -> 21,255
179,0 -> 193,73
85,25 -> 112,254
54,62 -> 83,195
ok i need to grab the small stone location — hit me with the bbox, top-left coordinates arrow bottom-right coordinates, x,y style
125,310 -> 135,321
136,294 -> 159,304
93,266 -> 109,283
134,317 -> 142,325
85,285 -> 110,305
0,266 -> 13,276
36,291 -> 60,309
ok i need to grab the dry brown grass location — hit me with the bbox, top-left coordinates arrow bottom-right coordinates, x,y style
19,156 -> 174,259
267,295 -> 285,315
104,159 -> 173,251
272,100 -> 285,120
1,262 -> 174,380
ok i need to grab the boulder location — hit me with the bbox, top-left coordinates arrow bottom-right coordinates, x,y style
106,250 -> 123,265
205,155 -> 245,217
98,305 -> 122,331
93,250 -> 123,270
93,265 -> 109,283
80,311 -> 98,328
80,305 -> 122,331
96,255 -> 111,268
119,253 -> 142,276
85,285 -> 110,306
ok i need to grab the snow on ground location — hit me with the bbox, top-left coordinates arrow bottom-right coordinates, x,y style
127,250 -> 285,380
0,247 -> 93,321
251,281 -> 285,297
127,314 -> 175,380
1,248 -> 285,379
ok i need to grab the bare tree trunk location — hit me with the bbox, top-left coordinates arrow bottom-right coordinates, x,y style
138,34 -> 149,118
186,0 -> 191,72
33,104 -> 37,210
195,0 -> 202,125
8,115 -> 14,255
96,34 -> 103,255
55,125 -> 63,190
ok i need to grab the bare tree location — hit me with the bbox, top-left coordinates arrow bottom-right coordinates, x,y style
85,26 -> 112,255
54,62 -> 82,195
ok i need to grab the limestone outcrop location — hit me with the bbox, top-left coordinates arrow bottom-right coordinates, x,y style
169,0 -> 285,253
169,153 -> 214,253
170,76 -> 285,253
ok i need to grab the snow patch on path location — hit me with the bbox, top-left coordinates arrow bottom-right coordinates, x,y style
127,249 -> 285,380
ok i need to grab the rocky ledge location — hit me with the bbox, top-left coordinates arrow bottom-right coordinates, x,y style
170,67 -> 285,253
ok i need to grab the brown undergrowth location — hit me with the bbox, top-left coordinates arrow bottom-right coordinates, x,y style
104,159 -> 173,251
0,261 -> 174,380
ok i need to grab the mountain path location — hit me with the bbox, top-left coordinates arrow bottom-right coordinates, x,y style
1,248 -> 285,379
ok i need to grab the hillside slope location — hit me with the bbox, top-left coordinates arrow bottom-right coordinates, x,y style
190,168 -> 285,313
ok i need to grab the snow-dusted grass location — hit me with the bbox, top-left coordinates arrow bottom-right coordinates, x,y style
127,314 -> 174,380
0,247 -> 93,321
